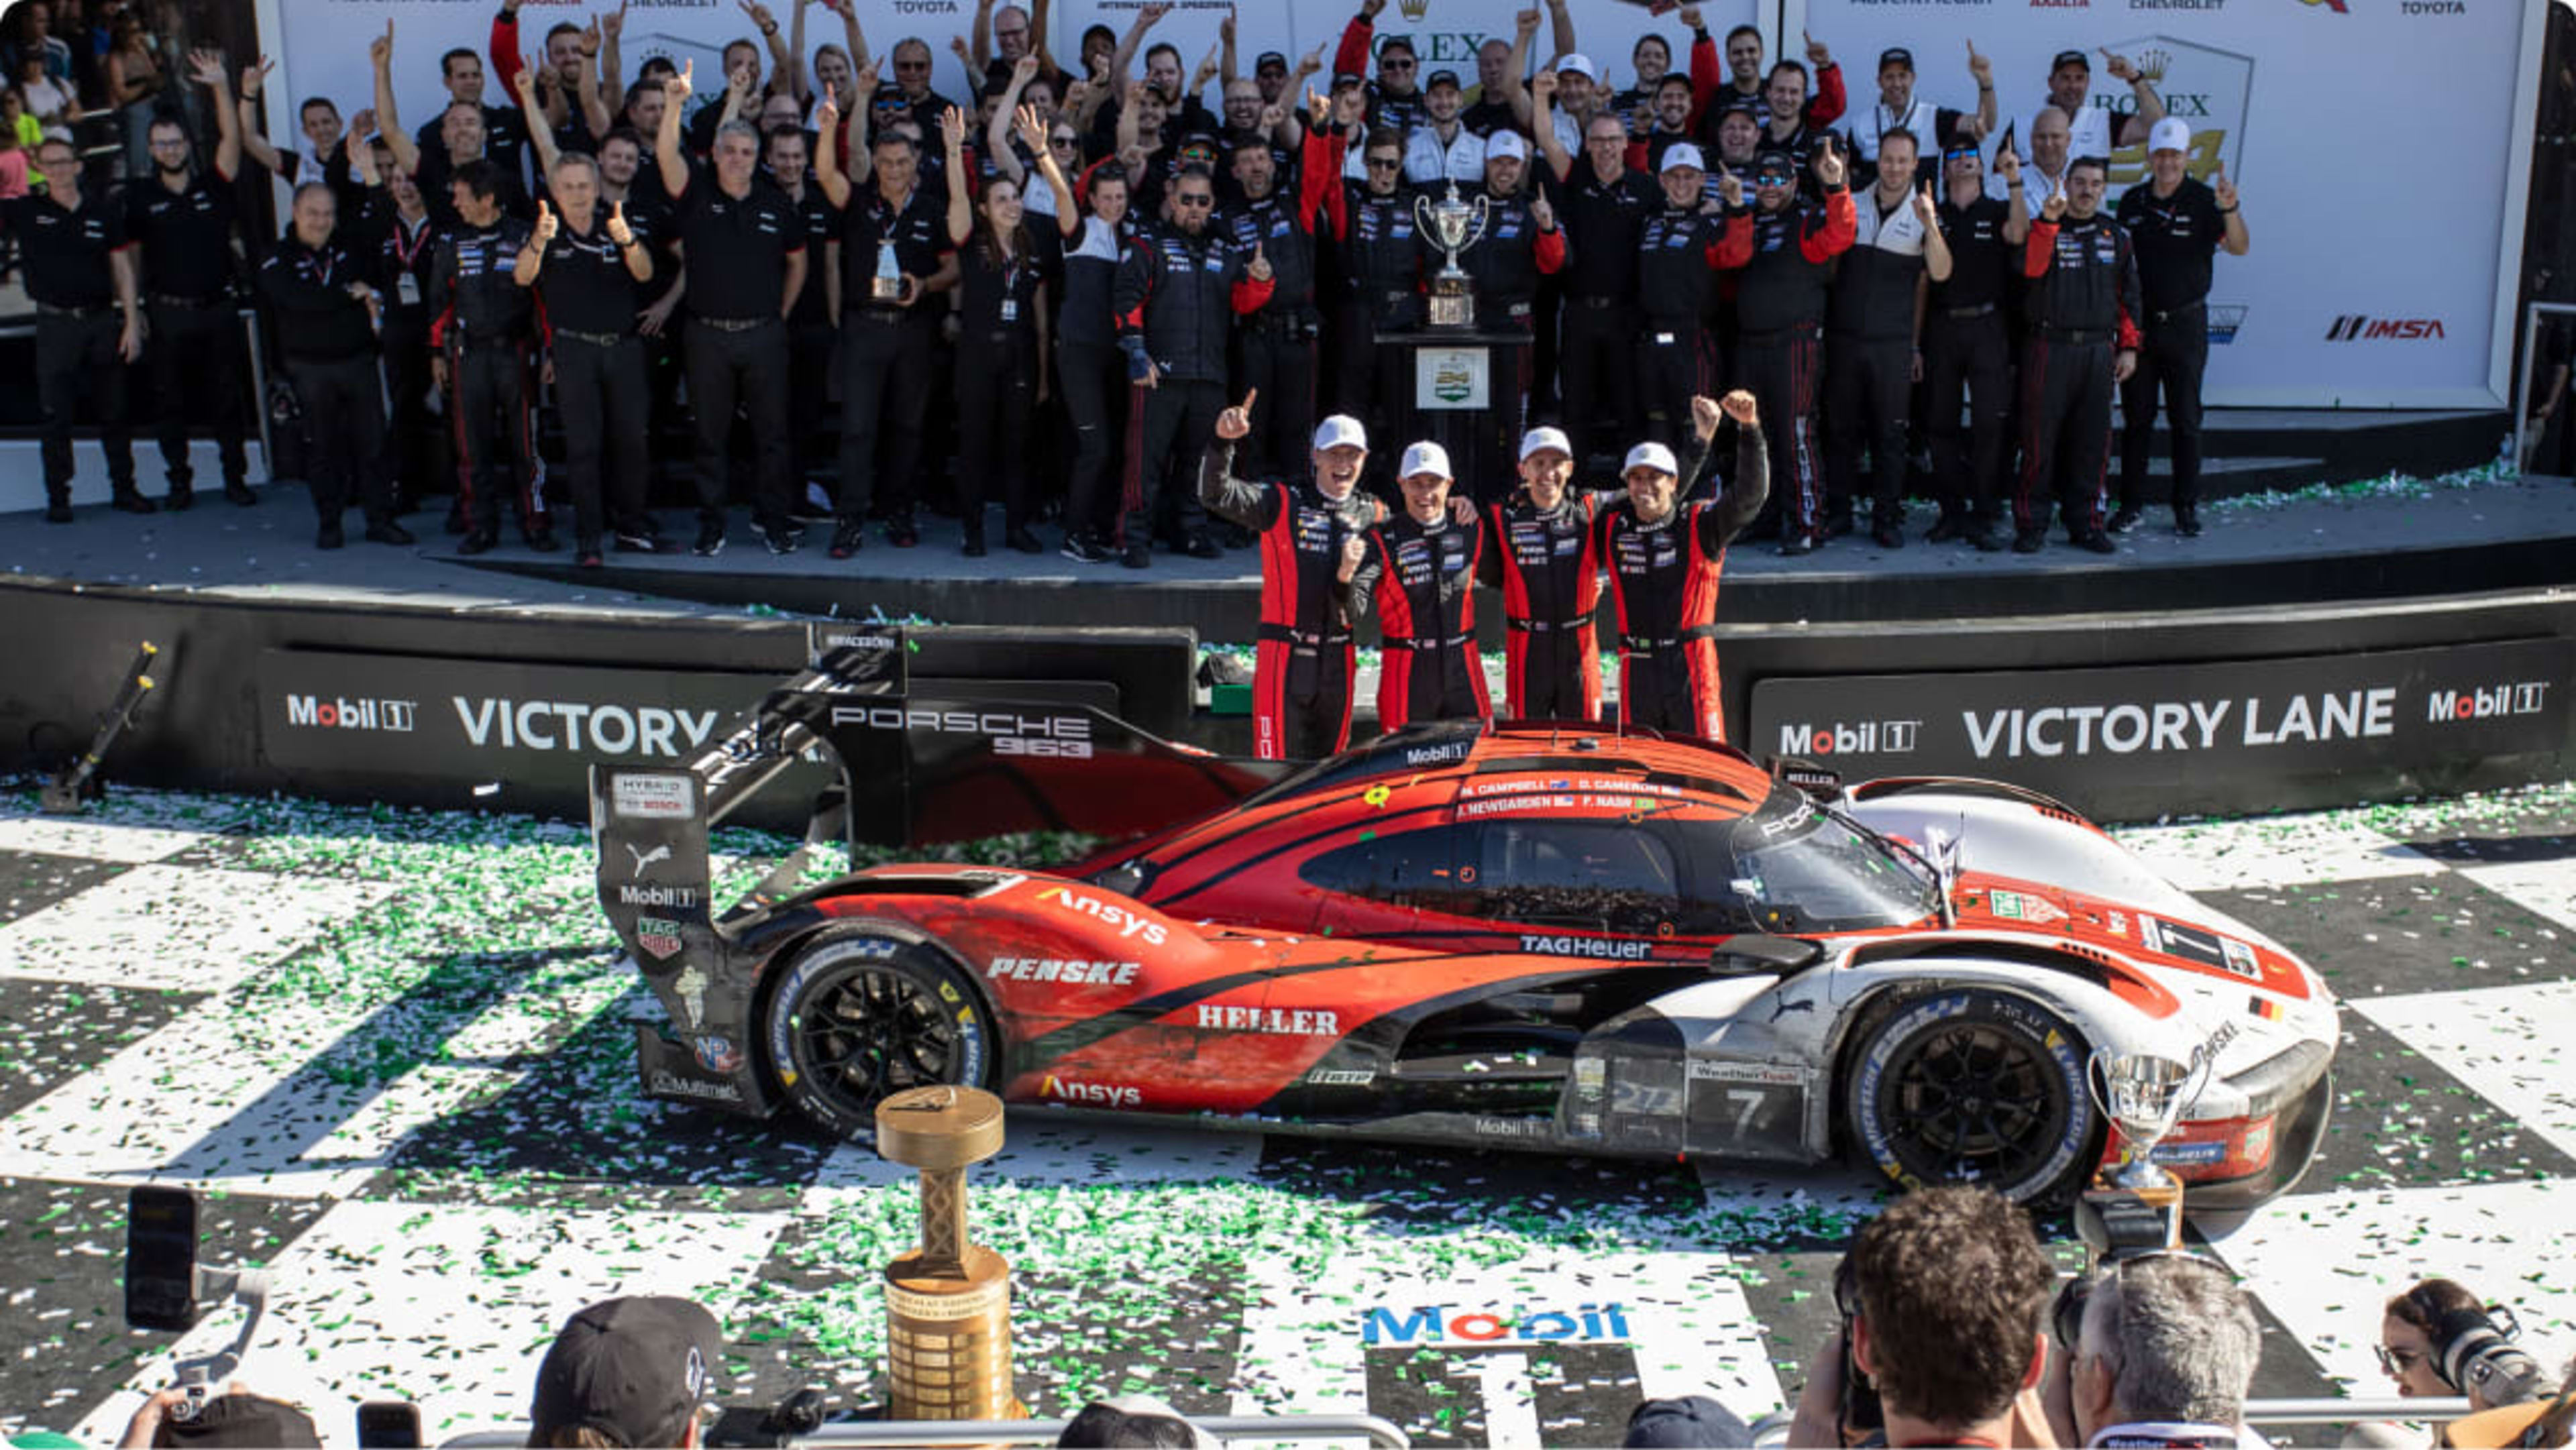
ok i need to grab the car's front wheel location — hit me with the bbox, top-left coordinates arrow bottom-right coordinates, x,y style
1844,987 -> 2096,1205
763,930 -> 996,1139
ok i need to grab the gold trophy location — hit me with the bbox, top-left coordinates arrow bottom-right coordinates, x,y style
1415,182 -> 1491,330
877,1085 -> 1020,1420
2083,1050 -> 2209,1252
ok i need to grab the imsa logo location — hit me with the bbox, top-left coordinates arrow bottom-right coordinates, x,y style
2324,315 -> 2445,341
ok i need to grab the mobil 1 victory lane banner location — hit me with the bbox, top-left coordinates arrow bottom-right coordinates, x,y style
1797,0 -> 2532,408
258,648 -> 835,805
1748,637 -> 2571,806
266,0 -> 1752,181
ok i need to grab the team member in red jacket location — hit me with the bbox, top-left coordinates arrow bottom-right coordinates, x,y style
1342,441 -> 1492,736
1595,392 -> 1768,742
1483,425 -> 1609,723
1201,398 -> 1387,761
1713,140 -> 1851,554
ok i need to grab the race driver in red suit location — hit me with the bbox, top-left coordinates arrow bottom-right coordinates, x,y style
1340,441 -> 1493,736
1481,424 -> 1611,723
1596,390 -> 1768,741
1199,393 -> 1387,760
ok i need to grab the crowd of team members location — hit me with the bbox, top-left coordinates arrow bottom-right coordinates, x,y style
2,0 -> 2251,569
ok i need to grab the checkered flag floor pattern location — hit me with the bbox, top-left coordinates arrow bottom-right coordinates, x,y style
1,783 -> 2571,1446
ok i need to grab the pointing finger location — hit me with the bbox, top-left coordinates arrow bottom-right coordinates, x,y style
1241,387 -> 1258,411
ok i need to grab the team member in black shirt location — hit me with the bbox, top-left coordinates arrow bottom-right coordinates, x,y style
127,50 -> 254,510
814,83 -> 955,555
412,39 -> 529,193
1633,145 -> 1730,449
1219,107 -> 1336,485
514,156 -> 663,567
2016,156 -> 2141,555
1322,125 -> 1417,474
2112,119 -> 2247,540
256,184 -> 411,549
1923,141 -> 2022,551
1534,70 -> 1654,469
350,133 -> 445,524
655,62 -> 810,557
943,105 -> 1054,556
1713,140 -> 1852,554
7,135 -> 146,522
1114,162 -> 1275,568
1823,127 -> 1947,550
765,124 -> 840,501
428,159 -> 549,555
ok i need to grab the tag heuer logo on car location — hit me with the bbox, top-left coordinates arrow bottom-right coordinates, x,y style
636,916 -> 686,960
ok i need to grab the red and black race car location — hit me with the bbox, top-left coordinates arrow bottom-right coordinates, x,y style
593,645 -> 2334,1207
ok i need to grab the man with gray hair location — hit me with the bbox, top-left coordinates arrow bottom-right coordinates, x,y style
2070,1255 -> 2264,1449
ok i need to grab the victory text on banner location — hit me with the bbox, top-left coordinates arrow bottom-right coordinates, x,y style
1746,638 -> 2573,805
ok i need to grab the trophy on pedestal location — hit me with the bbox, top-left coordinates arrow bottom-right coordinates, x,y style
2082,1050 -> 2211,1253
876,1085 -> 1020,1421
1415,182 -> 1492,330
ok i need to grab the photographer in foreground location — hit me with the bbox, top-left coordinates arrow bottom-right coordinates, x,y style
1788,1185 -> 2059,1448
2053,1253 -> 2262,1449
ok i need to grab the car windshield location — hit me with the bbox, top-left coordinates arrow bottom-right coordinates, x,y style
1676,788 -> 1943,934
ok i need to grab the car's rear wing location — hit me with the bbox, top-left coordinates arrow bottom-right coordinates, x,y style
589,630 -> 1282,969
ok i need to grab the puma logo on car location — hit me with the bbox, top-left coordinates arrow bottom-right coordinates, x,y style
627,842 -> 672,875
1034,886 -> 1169,944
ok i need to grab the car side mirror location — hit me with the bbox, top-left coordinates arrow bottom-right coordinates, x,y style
1712,934 -> 1823,973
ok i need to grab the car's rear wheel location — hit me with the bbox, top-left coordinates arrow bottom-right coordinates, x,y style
1845,988 -> 2095,1205
763,931 -> 995,1139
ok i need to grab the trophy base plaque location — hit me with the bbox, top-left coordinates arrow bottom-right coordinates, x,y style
1426,288 -> 1474,330
885,1243 -> 1022,1420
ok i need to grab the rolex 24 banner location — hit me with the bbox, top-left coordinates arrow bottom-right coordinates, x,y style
1797,0 -> 2533,408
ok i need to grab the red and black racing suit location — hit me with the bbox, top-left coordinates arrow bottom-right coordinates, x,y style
1713,186 -> 1853,546
1344,510 -> 1493,735
1481,490 -> 1610,722
1594,425 -> 1769,741
1199,441 -> 1387,760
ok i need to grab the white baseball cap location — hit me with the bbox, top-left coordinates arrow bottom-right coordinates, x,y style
1486,131 -> 1529,162
1622,441 -> 1680,477
2148,117 -> 2190,155
1556,52 -> 1601,83
1519,425 -> 1573,461
1399,441 -> 1454,480
1659,143 -> 1707,174
1311,414 -> 1368,451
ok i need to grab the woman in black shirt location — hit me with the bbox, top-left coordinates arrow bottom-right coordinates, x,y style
942,103 -> 1059,556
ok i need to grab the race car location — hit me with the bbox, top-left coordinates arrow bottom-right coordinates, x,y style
592,645 -> 2335,1209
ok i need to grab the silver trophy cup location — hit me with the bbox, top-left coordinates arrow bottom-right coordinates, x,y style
2086,1050 -> 2210,1190
1415,182 -> 1492,329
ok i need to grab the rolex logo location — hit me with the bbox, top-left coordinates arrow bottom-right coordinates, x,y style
2134,48 -> 2171,82
1396,0 -> 1431,20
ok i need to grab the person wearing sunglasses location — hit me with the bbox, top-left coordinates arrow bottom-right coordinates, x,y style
1330,0 -> 1429,144
1112,163 -> 1274,567
1320,122 -> 1414,468
2381,1278 -> 2556,1418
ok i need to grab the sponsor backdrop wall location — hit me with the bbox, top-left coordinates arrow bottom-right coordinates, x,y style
266,0 -> 2530,408
1796,0 -> 2533,408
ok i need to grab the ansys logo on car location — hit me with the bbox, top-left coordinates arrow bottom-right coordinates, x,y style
1034,886 -> 1169,944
